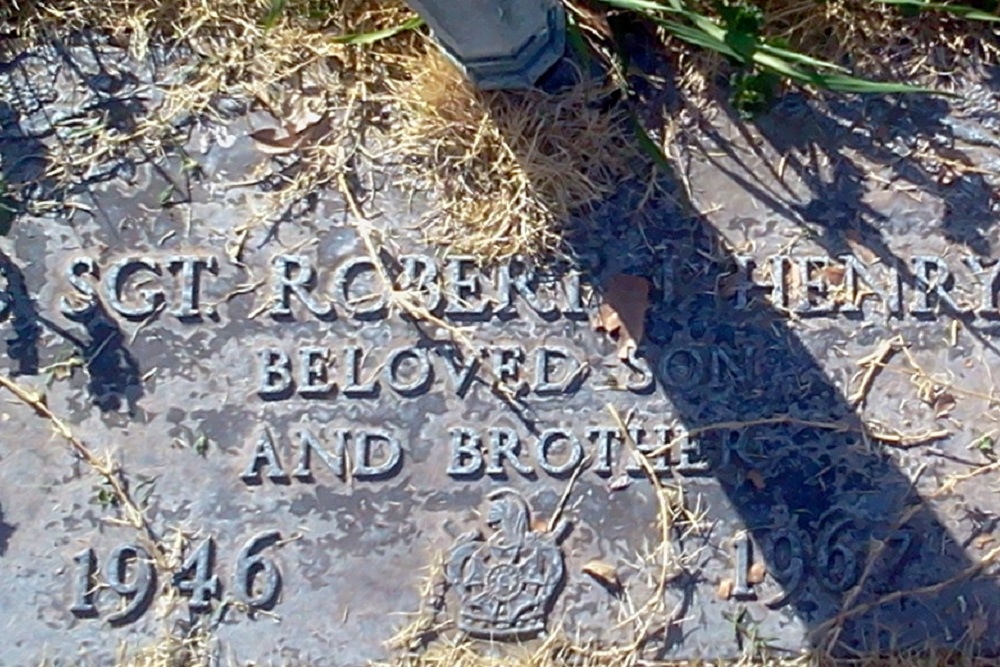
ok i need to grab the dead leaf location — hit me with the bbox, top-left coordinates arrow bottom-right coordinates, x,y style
933,392 -> 957,418
747,469 -> 766,490
594,274 -> 650,361
716,578 -> 734,600
845,229 -> 878,264
608,474 -> 631,492
820,264 -> 846,286
583,560 -> 621,591
748,562 -> 766,585
531,518 -> 549,533
250,116 -> 331,156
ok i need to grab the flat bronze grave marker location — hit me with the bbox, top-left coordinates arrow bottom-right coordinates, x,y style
2,42 -> 1000,665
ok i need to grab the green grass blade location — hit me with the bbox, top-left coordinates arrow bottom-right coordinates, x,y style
655,17 -> 743,59
330,15 -> 425,45
810,73 -> 946,94
753,52 -> 942,93
262,0 -> 286,30
629,113 -> 672,170
758,42 -> 849,73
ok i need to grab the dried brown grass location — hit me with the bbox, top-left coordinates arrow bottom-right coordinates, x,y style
387,48 -> 642,263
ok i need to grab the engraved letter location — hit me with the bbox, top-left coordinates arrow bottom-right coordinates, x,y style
491,345 -> 525,392
840,255 -> 901,315
536,428 -> 584,477
710,344 -> 753,388
440,347 -> 480,397
242,429 -> 285,482
486,427 -> 533,477
655,425 -> 710,473
354,430 -> 403,479
588,426 -> 622,475
625,427 -> 670,476
964,256 -> 1000,316
624,347 -> 655,394
61,257 -> 99,319
297,346 -> 333,397
911,255 -> 961,315
258,348 -> 293,399
293,427 -> 347,479
729,255 -> 756,310
398,255 -> 442,312
795,256 -> 836,314
334,257 -> 387,320
385,347 -> 434,397
270,254 -> 332,319
658,347 -> 705,390
168,255 -> 218,318
444,256 -> 488,317
105,257 -> 164,319
660,259 -> 674,305
769,255 -> 789,309
496,260 -> 558,318
447,427 -> 483,477
564,270 -> 587,318
533,345 -> 584,395
343,346 -> 379,398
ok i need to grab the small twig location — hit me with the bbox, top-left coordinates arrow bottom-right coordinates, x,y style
848,336 -> 903,408
0,374 -> 158,549
548,454 -> 592,534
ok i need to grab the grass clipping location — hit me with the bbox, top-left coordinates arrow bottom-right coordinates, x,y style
389,49 -> 642,263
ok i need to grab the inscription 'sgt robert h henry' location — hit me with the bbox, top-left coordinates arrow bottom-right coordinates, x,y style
446,488 -> 568,638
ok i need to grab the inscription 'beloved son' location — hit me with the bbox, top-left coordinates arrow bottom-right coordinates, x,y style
255,340 -> 761,400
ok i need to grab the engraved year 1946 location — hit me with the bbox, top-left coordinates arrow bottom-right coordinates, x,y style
70,531 -> 282,623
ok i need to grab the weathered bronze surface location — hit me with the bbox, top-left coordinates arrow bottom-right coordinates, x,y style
2,41 -> 1000,665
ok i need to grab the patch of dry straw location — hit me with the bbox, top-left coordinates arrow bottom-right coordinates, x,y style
387,49 -> 643,263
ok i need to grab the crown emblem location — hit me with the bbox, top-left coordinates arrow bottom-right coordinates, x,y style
445,488 -> 567,639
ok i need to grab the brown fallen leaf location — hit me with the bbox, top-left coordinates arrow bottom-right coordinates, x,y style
716,578 -> 734,600
748,562 -> 766,585
747,469 -> 766,490
531,518 -> 549,533
594,274 -> 650,361
608,474 -> 631,492
583,560 -> 621,591
933,392 -> 957,419
250,116 -> 331,156
820,264 -> 846,287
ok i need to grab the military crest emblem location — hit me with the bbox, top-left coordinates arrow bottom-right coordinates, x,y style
445,488 -> 567,639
